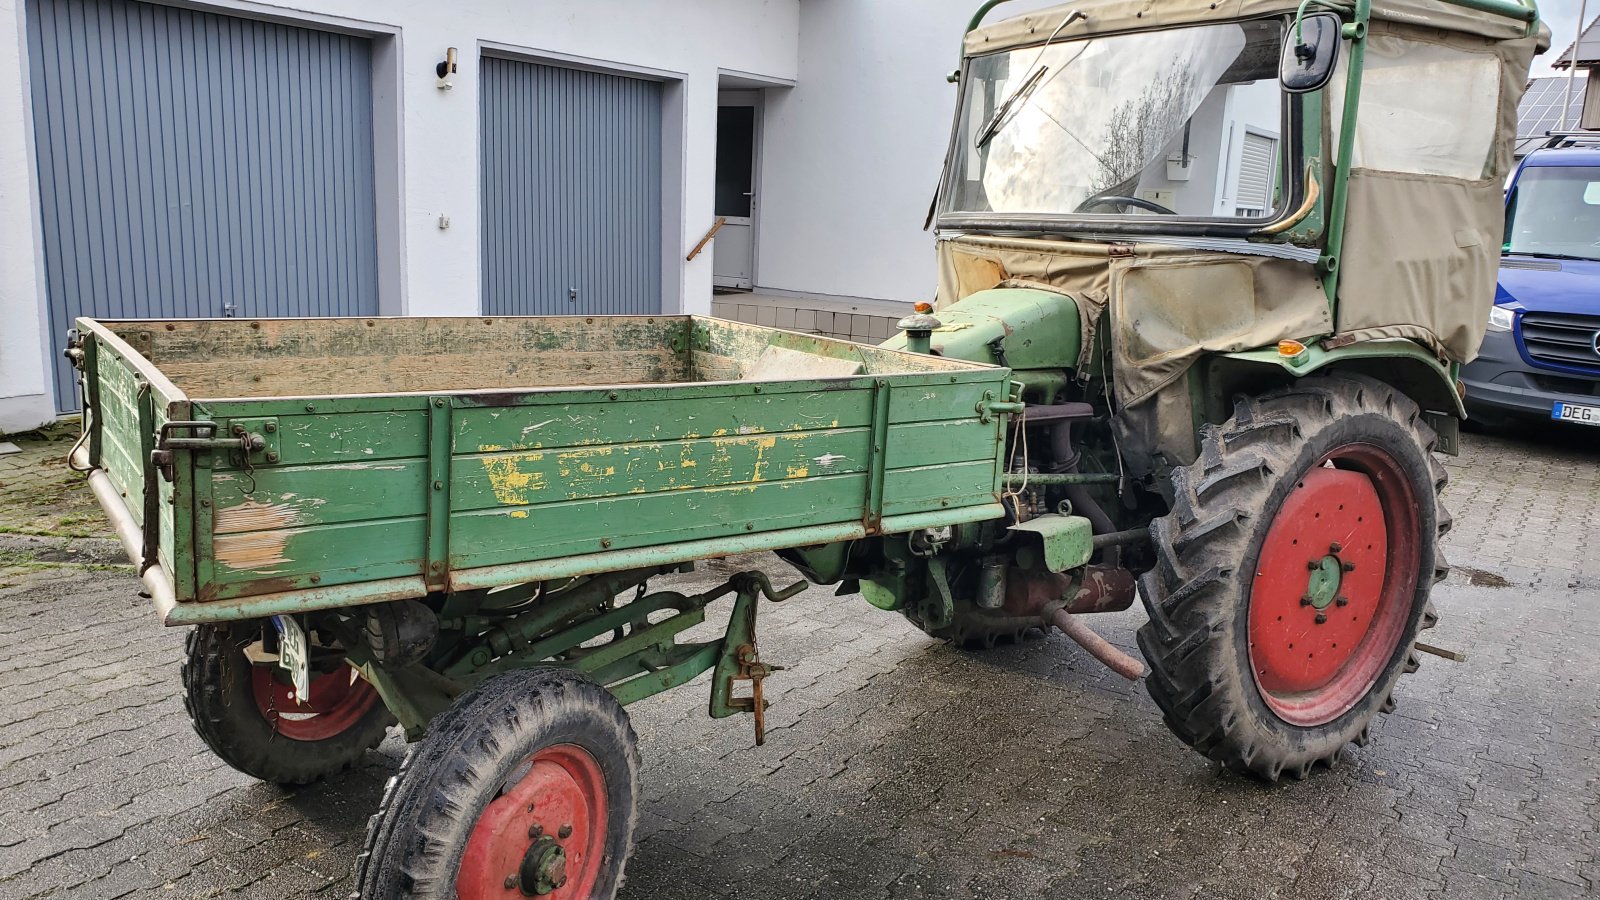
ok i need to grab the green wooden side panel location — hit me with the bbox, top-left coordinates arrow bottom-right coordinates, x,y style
881,461 -> 1000,516
453,390 -> 876,454
449,474 -> 870,570
96,352 -> 144,515
882,419 -> 1001,470
211,460 -> 427,533
888,382 -> 997,425
213,411 -> 429,469
452,428 -> 869,510
209,517 -> 426,598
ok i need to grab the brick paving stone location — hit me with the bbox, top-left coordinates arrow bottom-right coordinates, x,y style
0,428 -> 1596,899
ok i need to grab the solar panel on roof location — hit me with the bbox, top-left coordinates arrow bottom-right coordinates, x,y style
1517,76 -> 1589,142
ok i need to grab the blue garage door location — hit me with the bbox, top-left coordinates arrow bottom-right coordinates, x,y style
27,0 -> 379,410
480,58 -> 663,316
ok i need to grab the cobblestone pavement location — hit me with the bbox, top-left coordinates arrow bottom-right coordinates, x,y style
0,424 -> 1595,900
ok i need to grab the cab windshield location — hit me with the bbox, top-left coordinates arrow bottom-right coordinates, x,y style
941,18 -> 1290,225
1504,166 -> 1600,262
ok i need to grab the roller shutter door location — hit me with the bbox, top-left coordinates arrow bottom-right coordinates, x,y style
1235,131 -> 1278,217
480,58 -> 663,316
27,0 -> 379,410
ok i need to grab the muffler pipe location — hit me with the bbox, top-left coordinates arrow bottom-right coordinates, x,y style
1046,605 -> 1146,681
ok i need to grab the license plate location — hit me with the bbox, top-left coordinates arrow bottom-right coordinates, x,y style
1552,402 -> 1600,426
272,615 -> 311,703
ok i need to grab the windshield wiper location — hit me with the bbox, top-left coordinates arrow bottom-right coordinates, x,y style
1506,250 -> 1591,261
976,65 -> 1048,148
973,8 -> 1085,149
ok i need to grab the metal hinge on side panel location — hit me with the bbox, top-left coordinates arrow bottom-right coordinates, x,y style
1107,243 -> 1136,259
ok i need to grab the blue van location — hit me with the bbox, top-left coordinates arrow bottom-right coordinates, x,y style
1462,133 -> 1600,427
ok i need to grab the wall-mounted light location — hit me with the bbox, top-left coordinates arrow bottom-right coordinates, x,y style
436,47 -> 457,91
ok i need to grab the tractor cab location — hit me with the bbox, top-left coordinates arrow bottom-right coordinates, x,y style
910,0 -> 1547,473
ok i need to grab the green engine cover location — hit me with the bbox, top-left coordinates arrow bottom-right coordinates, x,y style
881,288 -> 1081,369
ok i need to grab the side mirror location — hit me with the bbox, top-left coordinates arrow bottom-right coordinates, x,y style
1281,13 -> 1342,93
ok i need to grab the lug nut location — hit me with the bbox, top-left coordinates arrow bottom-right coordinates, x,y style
529,823 -> 543,839
558,824 -> 573,839
1342,561 -> 1356,573
504,875 -> 518,889
1329,541 -> 1343,553
1300,595 -> 1313,607
1307,560 -> 1320,571
1315,613 -> 1328,624
1335,596 -> 1349,607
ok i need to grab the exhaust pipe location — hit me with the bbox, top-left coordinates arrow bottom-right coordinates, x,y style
1005,564 -> 1146,680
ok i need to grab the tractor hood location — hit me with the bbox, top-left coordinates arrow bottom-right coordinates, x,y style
1495,256 -> 1600,316
880,288 -> 1084,372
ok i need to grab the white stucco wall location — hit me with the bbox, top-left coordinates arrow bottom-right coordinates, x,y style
0,0 -> 798,431
754,0 -> 1056,306
0,0 -> 53,433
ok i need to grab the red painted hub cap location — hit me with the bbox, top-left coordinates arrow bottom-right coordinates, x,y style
457,744 -> 608,899
1247,443 -> 1421,726
250,665 -> 381,741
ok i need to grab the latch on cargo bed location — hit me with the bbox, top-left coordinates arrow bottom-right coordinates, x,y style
150,419 -> 277,482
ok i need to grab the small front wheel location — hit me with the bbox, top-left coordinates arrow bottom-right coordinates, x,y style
183,622 -> 393,785
356,668 -> 639,900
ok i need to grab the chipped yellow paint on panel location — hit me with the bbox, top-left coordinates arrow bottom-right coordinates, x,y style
482,453 -> 547,506
785,466 -> 810,479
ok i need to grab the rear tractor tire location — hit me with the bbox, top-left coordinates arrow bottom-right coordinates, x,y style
356,668 -> 639,900
1136,374 -> 1450,781
182,622 -> 394,786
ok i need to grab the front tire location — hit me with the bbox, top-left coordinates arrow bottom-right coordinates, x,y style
1136,375 -> 1449,781
356,668 -> 639,900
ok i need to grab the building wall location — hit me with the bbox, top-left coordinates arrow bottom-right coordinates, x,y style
753,0 -> 1056,307
0,0 -> 799,432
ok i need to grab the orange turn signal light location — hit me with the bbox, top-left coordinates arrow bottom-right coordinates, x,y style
913,302 -> 934,314
1277,339 -> 1307,357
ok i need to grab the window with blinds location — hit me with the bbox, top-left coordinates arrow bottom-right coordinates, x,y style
1235,131 -> 1279,217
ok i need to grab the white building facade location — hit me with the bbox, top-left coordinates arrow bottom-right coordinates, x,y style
13,0 -> 1285,432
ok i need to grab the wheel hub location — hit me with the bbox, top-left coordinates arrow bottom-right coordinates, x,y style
250,664 -> 381,741
1246,446 -> 1421,726
456,744 -> 607,900
1305,555 -> 1342,610
518,836 -> 568,895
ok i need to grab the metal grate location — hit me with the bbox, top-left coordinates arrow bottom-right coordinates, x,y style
1520,311 -> 1600,371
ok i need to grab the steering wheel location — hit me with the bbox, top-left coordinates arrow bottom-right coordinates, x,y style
1075,195 -> 1177,215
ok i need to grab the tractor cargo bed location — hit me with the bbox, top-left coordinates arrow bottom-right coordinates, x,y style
69,316 -> 1013,624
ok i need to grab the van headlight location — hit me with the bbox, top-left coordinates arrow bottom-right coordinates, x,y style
1487,306 -> 1515,332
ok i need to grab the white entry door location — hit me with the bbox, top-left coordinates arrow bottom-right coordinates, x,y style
713,99 -> 757,289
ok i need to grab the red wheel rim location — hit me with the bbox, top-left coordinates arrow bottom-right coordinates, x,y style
1247,443 -> 1421,726
250,665 -> 381,741
457,744 -> 608,900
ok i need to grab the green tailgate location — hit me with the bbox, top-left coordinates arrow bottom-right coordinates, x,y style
75,316 -> 1014,623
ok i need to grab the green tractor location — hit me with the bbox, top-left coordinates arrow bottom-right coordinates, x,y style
63,1 -> 1548,896
793,0 -> 1546,781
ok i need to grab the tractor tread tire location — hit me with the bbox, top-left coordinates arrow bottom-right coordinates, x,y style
182,623 -> 391,786
355,668 -> 639,900
1135,374 -> 1448,782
